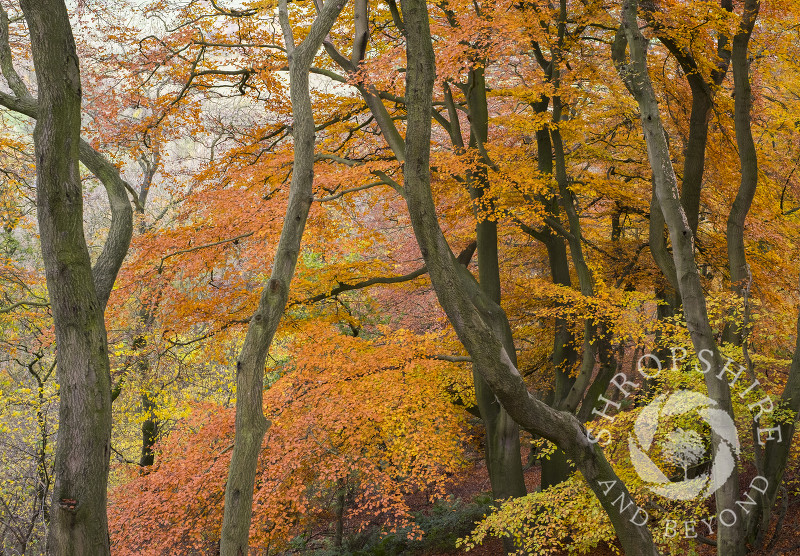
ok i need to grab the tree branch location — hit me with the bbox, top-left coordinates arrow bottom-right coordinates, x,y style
0,300 -> 50,314
157,232 -> 254,273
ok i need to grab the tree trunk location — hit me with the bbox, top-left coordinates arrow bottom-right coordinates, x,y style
680,83 -> 713,239
644,0 -> 732,240
400,1 -> 658,552
218,0 -> 347,553
465,66 -> 527,503
724,0 -> 759,346
139,390 -> 158,468
551,113 -> 601,416
724,3 -> 798,546
615,3 -> 744,553
20,1 -> 113,553
744,290 -> 800,545
649,188 -> 682,305
534,115 -> 577,489
540,228 -> 576,489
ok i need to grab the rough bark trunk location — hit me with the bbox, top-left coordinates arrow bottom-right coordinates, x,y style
615,3 -> 744,553
0,3 -> 134,314
20,1 -> 113,553
218,0 -> 347,553
400,1 -> 658,552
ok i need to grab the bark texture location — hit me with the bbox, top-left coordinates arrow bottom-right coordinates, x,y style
218,0 -> 347,553
400,0 -> 658,552
19,1 -> 113,553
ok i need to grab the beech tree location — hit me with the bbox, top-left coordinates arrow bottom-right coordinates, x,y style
6,0 -> 800,553
219,0 -> 349,552
614,0 -> 800,553
1,0 -> 139,552
398,0 -> 660,552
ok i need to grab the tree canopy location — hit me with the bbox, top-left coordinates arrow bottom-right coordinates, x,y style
1,0 -> 800,554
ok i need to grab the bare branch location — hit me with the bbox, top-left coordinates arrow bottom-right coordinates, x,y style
157,232 -> 255,273
0,300 -> 50,314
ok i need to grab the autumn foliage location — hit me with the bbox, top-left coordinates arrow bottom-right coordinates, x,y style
2,0 -> 800,554
109,326 -> 474,553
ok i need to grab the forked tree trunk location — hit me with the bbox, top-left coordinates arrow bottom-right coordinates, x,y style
646,0 -> 732,240
218,0 -> 347,553
614,1 -> 744,553
20,1 -> 113,553
4,2 -> 141,553
399,0 -> 658,552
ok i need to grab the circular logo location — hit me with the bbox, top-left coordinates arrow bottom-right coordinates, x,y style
628,391 -> 740,501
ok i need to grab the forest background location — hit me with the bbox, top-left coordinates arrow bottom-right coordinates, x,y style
1,0 -> 800,554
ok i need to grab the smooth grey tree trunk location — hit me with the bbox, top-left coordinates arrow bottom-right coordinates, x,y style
465,66 -> 527,503
400,0 -> 658,552
218,0 -> 347,553
724,0 -> 759,347
614,2 -> 744,553
722,1 -> 800,546
521,1 -> 609,428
